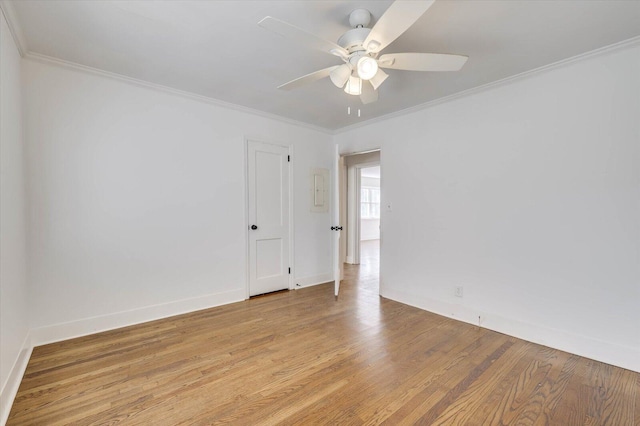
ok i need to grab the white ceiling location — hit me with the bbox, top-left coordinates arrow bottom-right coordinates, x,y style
9,0 -> 640,131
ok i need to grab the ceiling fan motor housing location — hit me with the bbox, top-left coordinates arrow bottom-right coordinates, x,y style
337,28 -> 371,53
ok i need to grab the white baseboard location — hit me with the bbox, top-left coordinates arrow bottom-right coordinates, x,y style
381,286 -> 640,373
30,289 -> 246,346
295,272 -> 333,289
1,332 -> 32,426
345,256 -> 355,264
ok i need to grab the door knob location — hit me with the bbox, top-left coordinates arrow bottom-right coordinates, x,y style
251,225 -> 258,230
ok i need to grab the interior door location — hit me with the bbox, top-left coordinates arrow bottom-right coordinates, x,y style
333,144 -> 341,298
247,140 -> 290,296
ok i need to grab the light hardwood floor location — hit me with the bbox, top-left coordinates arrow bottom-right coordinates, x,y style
8,241 -> 639,424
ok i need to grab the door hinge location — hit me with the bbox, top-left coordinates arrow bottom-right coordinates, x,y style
287,155 -> 290,162
288,267 -> 291,274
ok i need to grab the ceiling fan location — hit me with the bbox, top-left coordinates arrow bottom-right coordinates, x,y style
258,0 -> 468,105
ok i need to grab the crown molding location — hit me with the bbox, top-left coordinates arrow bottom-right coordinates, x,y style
24,52 -> 333,135
0,0 -> 27,56
334,35 -> 640,135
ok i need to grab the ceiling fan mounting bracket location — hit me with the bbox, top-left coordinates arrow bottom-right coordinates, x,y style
348,9 -> 371,29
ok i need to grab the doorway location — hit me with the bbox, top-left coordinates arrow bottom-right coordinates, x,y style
339,150 -> 381,294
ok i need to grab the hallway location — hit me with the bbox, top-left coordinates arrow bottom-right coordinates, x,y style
343,239 -> 379,294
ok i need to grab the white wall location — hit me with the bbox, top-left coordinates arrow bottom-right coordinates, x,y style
360,176 -> 380,241
335,44 -> 640,372
360,219 -> 380,241
0,11 -> 30,423
23,58 -> 333,343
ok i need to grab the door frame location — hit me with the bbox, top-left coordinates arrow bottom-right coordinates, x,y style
243,137 -> 294,299
337,147 -> 382,296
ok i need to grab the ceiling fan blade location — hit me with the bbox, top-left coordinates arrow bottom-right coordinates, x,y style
278,66 -> 339,91
378,53 -> 468,71
360,81 -> 379,104
259,17 -> 349,58
363,0 -> 435,54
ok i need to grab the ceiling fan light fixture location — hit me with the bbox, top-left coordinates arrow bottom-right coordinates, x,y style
369,68 -> 389,90
357,56 -> 379,80
330,63 -> 352,88
344,75 -> 362,96
366,40 -> 381,53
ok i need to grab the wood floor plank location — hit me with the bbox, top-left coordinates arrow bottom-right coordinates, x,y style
635,375 -> 640,426
288,323 -> 469,424
549,356 -> 593,425
7,241 -> 639,425
361,329 -> 509,425
532,352 -> 580,425
598,364 -> 637,425
475,346 -> 573,425
413,339 -> 515,425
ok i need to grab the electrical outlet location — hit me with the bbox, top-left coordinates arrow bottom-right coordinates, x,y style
455,286 -> 463,297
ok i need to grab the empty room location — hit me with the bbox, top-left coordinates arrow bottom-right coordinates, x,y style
1,0 -> 639,424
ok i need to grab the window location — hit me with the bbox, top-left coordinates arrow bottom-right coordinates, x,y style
361,187 -> 380,219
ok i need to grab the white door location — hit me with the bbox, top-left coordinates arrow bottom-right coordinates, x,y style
333,144 -> 341,298
247,141 -> 290,296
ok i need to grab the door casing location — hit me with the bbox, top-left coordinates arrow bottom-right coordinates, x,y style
244,137 -> 294,299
